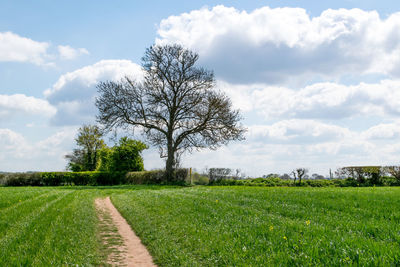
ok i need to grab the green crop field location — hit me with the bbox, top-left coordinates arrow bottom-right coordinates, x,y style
0,186 -> 399,266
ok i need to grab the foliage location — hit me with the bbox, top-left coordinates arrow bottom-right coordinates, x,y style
2,172 -> 126,186
384,166 -> 400,182
109,137 -> 147,172
96,147 -> 114,172
2,169 -> 189,186
291,168 -> 309,185
191,172 -> 210,185
336,166 -> 384,185
65,125 -> 105,171
96,44 -> 246,180
125,169 -> 188,185
111,186 -> 400,266
208,168 -> 232,183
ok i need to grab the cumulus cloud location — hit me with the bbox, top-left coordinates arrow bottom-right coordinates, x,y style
157,6 -> 400,83
218,80 -> 400,120
45,60 -> 143,125
0,31 -> 89,65
0,94 -> 56,120
247,120 -> 352,144
362,122 -> 400,140
0,32 -> 50,65
57,45 -> 89,60
0,128 -> 76,171
0,129 -> 28,159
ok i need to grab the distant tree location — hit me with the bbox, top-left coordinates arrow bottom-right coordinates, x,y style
311,173 -> 325,180
291,168 -> 308,185
209,168 -> 232,182
385,166 -> 400,182
66,125 -> 105,171
65,149 -> 86,172
96,44 -> 246,181
264,173 -> 280,179
280,173 -> 291,180
337,166 -> 382,184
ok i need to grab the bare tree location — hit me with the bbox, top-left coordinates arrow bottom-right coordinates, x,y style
96,44 -> 246,180
291,168 -> 308,185
385,166 -> 400,182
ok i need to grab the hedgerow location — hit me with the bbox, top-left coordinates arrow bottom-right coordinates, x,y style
0,169 -> 189,186
210,176 -> 400,187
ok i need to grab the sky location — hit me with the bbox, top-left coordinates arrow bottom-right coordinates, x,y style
2,0 -> 400,177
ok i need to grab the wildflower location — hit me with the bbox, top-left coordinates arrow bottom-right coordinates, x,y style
283,236 -> 287,240
306,220 -> 310,226
215,199 -> 219,203
269,225 -> 274,231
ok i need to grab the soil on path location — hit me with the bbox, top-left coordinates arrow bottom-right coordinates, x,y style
95,197 -> 156,267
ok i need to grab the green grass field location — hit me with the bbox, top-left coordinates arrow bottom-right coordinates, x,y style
0,186 -> 399,266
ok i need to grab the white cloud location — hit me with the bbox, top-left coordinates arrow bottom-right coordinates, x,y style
0,94 -> 56,120
247,120 -> 352,144
45,60 -> 143,125
0,128 -> 76,171
0,32 -> 50,65
0,31 -> 89,65
58,45 -> 89,60
157,6 -> 400,83
218,80 -> 400,120
362,122 -> 400,140
0,129 -> 28,159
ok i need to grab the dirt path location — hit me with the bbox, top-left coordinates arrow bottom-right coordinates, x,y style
95,197 -> 156,267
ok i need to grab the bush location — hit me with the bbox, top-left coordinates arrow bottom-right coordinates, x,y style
0,173 -> 6,185
191,172 -> 210,185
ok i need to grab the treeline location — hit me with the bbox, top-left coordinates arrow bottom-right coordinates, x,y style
205,166 -> 400,187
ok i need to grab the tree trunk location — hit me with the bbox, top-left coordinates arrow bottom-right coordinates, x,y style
165,139 -> 175,182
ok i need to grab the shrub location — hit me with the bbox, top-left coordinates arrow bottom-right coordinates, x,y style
0,173 -> 6,185
191,172 -> 210,185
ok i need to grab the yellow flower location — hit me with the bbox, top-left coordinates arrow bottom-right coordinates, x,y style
306,220 -> 311,226
269,226 -> 274,231
283,236 -> 287,240
215,199 -> 219,203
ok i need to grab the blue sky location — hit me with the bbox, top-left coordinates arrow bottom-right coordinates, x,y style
2,0 -> 400,176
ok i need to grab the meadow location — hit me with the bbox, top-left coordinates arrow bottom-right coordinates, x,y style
0,186 -> 399,266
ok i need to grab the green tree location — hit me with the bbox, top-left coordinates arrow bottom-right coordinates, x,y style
95,137 -> 148,172
110,137 -> 147,172
65,125 -> 105,171
96,146 -> 114,171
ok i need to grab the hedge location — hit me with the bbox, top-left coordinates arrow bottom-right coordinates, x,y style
210,177 -> 400,187
0,169 -> 189,186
